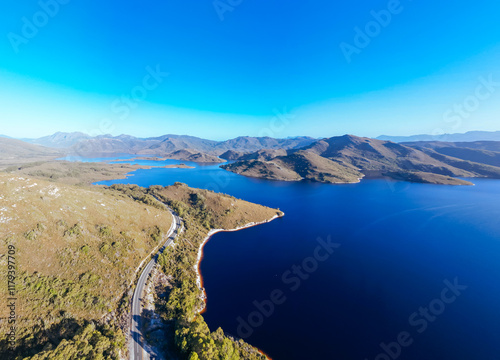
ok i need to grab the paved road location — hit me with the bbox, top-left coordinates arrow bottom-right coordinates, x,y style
129,207 -> 181,360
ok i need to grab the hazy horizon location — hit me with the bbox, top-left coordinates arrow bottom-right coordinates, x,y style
3,129 -> 500,144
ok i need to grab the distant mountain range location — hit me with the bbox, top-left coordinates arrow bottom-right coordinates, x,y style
27,131 -> 93,148
3,131 -> 500,185
20,132 -> 317,158
377,131 -> 500,143
14,130 -> 500,152
401,141 -> 500,168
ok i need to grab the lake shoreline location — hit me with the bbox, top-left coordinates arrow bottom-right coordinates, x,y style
194,213 -> 283,360
195,212 -> 284,310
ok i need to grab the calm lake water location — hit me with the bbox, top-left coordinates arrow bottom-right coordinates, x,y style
81,155 -> 500,360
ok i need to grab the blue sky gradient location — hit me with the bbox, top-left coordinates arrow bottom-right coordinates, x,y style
0,0 -> 499,139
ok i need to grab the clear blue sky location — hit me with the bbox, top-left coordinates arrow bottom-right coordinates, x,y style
0,0 -> 499,140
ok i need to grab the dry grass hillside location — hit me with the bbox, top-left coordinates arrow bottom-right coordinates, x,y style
0,173 -> 172,358
109,183 -> 282,360
0,172 -> 281,359
222,159 -> 302,182
301,135 -> 500,180
223,135 -> 500,185
154,183 -> 282,229
4,161 -> 156,186
222,150 -> 363,184
240,149 -> 288,161
219,150 -> 246,160
0,138 -> 62,169
164,150 -> 224,163
403,141 -> 500,168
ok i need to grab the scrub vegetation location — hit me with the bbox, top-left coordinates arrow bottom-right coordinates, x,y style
222,135 -> 500,185
0,173 -> 171,359
4,160 -> 158,186
111,183 -> 282,360
0,173 -> 281,359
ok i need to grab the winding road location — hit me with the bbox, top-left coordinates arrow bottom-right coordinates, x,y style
129,206 -> 181,360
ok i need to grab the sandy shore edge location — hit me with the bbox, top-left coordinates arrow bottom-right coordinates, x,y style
193,213 -> 283,359
194,213 -> 284,311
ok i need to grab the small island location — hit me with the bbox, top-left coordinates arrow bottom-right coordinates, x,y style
163,163 -> 195,169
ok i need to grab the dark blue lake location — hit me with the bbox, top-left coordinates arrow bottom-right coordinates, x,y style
85,156 -> 500,360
